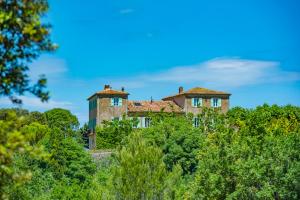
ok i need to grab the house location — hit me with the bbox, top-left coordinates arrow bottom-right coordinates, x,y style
87,84 -> 231,149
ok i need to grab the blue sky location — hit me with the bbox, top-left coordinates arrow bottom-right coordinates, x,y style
1,0 -> 300,124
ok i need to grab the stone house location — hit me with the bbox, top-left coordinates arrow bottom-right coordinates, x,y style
87,84 -> 231,149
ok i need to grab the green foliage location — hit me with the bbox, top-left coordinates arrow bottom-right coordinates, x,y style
21,122 -> 50,145
0,111 -> 47,199
45,108 -> 79,137
2,104 -> 299,199
78,123 -> 89,148
110,132 -> 182,200
24,111 -> 47,125
141,114 -> 203,175
49,137 -> 96,184
1,108 -> 95,199
0,0 -> 57,103
96,117 -> 134,149
187,104 -> 300,199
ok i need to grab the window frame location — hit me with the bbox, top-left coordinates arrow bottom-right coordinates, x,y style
192,97 -> 202,107
211,98 -> 221,108
193,117 -> 200,127
113,97 -> 119,106
145,117 -> 151,128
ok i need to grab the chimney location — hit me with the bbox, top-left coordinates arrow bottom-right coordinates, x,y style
104,84 -> 110,90
121,87 -> 125,92
179,86 -> 183,94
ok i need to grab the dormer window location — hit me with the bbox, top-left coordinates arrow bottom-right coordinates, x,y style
192,98 -> 202,107
111,97 -> 122,107
211,98 -> 221,107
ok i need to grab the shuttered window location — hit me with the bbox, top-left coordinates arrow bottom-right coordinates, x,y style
211,98 -> 222,107
193,117 -> 200,127
111,97 -> 122,106
192,98 -> 202,107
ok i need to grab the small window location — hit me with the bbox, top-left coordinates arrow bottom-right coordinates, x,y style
192,98 -> 202,107
193,117 -> 200,127
111,97 -> 122,106
211,98 -> 221,107
113,98 -> 119,106
145,117 -> 151,128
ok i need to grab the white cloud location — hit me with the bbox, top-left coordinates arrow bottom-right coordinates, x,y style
109,57 -> 300,89
0,96 -> 73,110
29,55 -> 68,81
119,8 -> 135,14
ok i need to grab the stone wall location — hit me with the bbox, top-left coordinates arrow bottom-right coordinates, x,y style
97,96 -> 128,124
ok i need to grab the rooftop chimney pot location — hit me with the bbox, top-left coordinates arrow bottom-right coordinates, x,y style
121,87 -> 125,92
179,86 -> 184,94
104,84 -> 110,90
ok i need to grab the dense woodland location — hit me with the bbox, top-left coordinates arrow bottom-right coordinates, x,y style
0,105 -> 299,199
0,1 -> 299,199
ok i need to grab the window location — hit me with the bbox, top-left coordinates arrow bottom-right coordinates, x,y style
145,117 -> 151,128
111,97 -> 122,106
193,117 -> 200,127
192,98 -> 202,107
211,98 -> 221,107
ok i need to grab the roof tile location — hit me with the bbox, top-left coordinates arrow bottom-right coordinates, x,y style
128,100 -> 183,113
162,87 -> 230,100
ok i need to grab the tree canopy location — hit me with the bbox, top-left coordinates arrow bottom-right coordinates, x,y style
0,0 -> 57,103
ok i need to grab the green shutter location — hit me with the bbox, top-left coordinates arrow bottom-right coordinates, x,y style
118,98 -> 122,106
191,98 -> 195,107
218,98 -> 222,107
199,98 -> 203,107
211,98 -> 214,107
141,117 -> 145,128
111,98 -> 114,106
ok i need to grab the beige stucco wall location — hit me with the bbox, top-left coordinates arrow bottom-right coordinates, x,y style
184,95 -> 230,114
97,96 -> 128,124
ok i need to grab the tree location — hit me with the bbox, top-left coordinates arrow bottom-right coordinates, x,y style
0,0 -> 57,103
49,135 -> 96,184
110,132 -> 182,200
187,105 -> 300,199
45,108 -> 79,137
141,114 -> 202,175
96,117 -> 135,149
0,110 -> 46,199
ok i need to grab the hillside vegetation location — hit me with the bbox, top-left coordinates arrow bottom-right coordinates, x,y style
0,104 -> 299,199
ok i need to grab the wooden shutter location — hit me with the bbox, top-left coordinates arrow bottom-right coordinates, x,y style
111,98 -> 114,106
141,117 -> 145,128
137,117 -> 141,128
199,98 -> 203,107
191,98 -> 195,107
218,98 -> 222,107
210,98 -> 214,107
118,98 -> 122,106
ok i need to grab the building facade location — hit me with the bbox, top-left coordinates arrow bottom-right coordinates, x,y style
87,84 -> 231,149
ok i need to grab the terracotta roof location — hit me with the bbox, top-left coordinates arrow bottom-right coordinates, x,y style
87,89 -> 129,100
128,100 -> 183,113
162,87 -> 230,100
